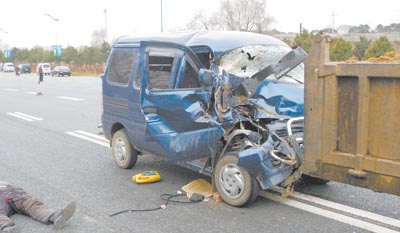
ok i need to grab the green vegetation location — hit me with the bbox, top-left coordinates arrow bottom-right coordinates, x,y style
353,36 -> 371,59
330,38 -> 353,61
364,36 -> 394,59
294,29 -> 314,53
0,42 -> 111,75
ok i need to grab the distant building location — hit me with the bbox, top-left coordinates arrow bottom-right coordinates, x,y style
337,25 -> 353,34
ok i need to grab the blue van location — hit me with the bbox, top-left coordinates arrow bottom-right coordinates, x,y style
102,31 -> 306,207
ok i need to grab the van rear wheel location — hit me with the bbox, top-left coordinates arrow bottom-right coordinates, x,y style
112,129 -> 138,169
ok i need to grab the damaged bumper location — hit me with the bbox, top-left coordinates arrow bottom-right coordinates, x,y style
237,117 -> 304,190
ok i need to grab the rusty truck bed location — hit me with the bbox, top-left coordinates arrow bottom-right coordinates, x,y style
303,34 -> 400,196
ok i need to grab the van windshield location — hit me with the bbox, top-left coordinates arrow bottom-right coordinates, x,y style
43,64 -> 50,68
217,44 -> 304,84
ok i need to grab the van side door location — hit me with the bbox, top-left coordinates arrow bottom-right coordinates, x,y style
138,41 -> 224,160
102,47 -> 146,146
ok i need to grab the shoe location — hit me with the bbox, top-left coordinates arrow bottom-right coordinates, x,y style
1,224 -> 16,232
52,201 -> 76,229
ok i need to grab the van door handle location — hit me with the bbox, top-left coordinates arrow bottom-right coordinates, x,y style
143,107 -> 157,114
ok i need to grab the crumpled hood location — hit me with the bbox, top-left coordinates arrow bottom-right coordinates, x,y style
249,80 -> 304,118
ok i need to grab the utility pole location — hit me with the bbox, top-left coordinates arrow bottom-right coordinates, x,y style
331,10 -> 337,34
104,9 -> 109,43
160,0 -> 163,32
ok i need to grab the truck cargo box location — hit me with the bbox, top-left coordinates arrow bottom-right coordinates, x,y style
303,34 -> 400,196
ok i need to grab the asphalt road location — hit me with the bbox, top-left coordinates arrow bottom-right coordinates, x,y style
0,72 -> 399,233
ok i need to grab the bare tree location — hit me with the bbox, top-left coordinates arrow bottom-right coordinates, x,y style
187,11 -> 210,30
90,29 -> 107,47
186,0 -> 274,32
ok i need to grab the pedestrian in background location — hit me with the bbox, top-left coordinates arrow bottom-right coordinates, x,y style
0,181 -> 76,232
38,64 -> 43,84
14,66 -> 19,77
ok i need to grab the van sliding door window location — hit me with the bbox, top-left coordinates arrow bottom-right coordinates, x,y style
108,49 -> 135,85
147,53 -> 175,90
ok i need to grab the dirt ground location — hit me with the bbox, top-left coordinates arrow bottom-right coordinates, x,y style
365,51 -> 400,62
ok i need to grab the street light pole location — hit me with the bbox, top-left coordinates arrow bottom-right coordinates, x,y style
0,27 -> 9,59
160,0 -> 163,32
44,13 -> 59,45
44,13 -> 59,64
0,27 -> 8,34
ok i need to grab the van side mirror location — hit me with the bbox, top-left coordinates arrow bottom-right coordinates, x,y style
198,68 -> 214,87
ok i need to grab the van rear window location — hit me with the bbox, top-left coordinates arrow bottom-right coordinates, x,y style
108,49 -> 135,85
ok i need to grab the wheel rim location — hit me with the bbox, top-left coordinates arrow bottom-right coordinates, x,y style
218,163 -> 245,199
114,138 -> 126,162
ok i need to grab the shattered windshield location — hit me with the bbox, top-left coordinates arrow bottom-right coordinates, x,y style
218,45 -> 304,84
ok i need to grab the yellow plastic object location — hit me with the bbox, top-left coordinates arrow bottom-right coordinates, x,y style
132,171 -> 161,184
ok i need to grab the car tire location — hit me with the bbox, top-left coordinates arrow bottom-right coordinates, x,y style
111,129 -> 138,169
214,152 -> 259,207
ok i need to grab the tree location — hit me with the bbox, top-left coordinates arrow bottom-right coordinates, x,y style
353,36 -> 371,60
349,24 -> 370,33
294,29 -> 314,53
330,38 -> 352,61
186,0 -> 274,32
186,11 -> 213,30
61,46 -> 79,64
364,36 -> 394,59
375,23 -> 400,33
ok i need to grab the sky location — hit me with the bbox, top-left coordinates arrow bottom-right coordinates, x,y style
0,0 -> 399,49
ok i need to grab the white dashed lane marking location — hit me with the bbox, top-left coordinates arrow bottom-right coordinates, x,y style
3,89 -> 18,92
57,96 -> 84,101
65,130 -> 109,147
6,112 -> 43,122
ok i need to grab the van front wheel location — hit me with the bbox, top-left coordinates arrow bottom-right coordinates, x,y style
112,129 -> 138,169
214,152 -> 259,207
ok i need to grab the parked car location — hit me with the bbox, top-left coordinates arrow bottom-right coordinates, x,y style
52,66 -> 71,77
3,62 -> 15,72
36,63 -> 51,75
102,31 -> 306,207
17,64 -> 31,74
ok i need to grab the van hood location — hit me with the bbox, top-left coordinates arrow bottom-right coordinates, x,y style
249,80 -> 304,118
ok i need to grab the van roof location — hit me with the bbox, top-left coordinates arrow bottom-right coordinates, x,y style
114,31 -> 287,58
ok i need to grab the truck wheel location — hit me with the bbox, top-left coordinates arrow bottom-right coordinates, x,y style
112,129 -> 138,169
214,152 -> 259,207
302,175 -> 330,184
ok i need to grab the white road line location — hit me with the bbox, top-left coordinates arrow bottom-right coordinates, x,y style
291,191 -> 400,229
65,131 -> 109,147
14,112 -> 43,121
260,192 -> 400,233
7,112 -> 34,122
4,89 -> 18,92
25,92 -> 37,95
75,130 -> 108,142
57,96 -> 84,101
